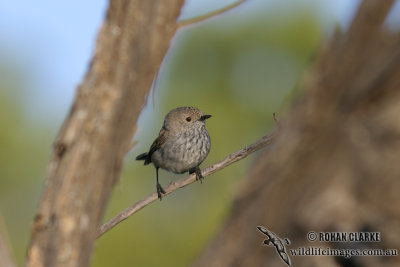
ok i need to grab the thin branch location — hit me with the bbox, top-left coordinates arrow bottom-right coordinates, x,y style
273,112 -> 280,126
97,130 -> 276,238
178,0 -> 249,27
126,140 -> 138,153
0,214 -> 16,267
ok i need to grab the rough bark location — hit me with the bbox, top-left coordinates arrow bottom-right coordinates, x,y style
194,1 -> 400,266
25,1 -> 184,267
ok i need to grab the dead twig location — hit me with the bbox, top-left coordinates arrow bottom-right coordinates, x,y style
273,112 -> 280,127
178,0 -> 249,27
0,214 -> 16,267
97,130 -> 276,238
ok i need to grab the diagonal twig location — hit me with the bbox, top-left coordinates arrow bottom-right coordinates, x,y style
97,130 -> 277,238
0,214 -> 16,267
178,0 -> 249,27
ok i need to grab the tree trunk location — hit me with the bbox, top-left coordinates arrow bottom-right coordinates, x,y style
25,1 -> 184,267
194,1 -> 400,266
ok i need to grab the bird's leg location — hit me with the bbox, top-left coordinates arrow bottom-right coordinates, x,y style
189,166 -> 204,184
156,167 -> 166,200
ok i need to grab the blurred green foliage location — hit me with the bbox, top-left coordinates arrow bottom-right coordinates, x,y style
0,61 -> 51,264
94,4 -> 321,267
0,2 -> 322,267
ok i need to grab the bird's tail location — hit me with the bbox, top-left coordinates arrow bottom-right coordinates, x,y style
136,152 -> 151,165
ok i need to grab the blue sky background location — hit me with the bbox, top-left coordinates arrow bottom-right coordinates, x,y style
2,0 -> 400,265
0,0 -> 374,125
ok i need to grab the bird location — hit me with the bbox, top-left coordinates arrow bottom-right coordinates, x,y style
136,107 -> 211,200
257,226 -> 292,266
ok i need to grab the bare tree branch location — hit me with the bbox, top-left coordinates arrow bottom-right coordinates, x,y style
194,1 -> 400,267
0,232 -> 15,267
97,130 -> 276,238
25,1 -> 185,267
0,215 -> 16,267
178,0 -> 249,27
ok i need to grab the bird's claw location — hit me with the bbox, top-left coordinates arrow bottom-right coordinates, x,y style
190,167 -> 204,184
195,171 -> 204,184
156,183 -> 166,201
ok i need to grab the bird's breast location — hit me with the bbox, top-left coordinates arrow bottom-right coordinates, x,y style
151,127 -> 210,174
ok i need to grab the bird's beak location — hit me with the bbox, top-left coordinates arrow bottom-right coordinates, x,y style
200,115 -> 212,121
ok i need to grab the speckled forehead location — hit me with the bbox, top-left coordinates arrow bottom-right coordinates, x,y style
182,107 -> 203,117
168,107 -> 203,118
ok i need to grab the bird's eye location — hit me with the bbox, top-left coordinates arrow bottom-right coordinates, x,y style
186,117 -> 191,122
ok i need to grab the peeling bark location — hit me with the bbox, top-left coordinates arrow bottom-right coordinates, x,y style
25,1 -> 184,267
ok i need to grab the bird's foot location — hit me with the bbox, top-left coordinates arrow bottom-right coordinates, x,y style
156,183 -> 166,201
190,167 -> 204,184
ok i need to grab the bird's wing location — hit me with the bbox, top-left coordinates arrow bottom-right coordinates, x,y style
147,128 -> 168,159
257,226 -> 273,239
279,251 -> 291,266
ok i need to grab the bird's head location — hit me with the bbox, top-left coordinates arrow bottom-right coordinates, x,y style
163,106 -> 211,133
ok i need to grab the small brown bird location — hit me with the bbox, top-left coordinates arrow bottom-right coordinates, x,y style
136,107 -> 211,200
